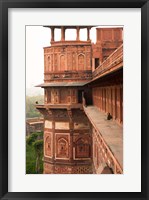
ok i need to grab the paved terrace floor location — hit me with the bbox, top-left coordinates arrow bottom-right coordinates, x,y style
83,106 -> 123,168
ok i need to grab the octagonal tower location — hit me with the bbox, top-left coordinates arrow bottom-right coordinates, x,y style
36,26 -> 93,174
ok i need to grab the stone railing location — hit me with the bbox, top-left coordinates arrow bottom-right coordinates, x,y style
83,106 -> 123,174
93,128 -> 123,174
36,103 -> 83,110
44,70 -> 92,81
51,40 -> 91,46
93,44 -> 123,78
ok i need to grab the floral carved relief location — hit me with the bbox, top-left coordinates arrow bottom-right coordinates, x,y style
45,133 -> 52,157
75,136 -> 90,158
56,134 -> 69,159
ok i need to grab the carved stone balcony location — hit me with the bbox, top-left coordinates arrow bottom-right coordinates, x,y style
36,103 -> 83,110
93,44 -> 123,80
50,40 -> 91,46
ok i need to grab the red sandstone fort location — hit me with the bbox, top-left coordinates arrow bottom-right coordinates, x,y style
36,26 -> 123,174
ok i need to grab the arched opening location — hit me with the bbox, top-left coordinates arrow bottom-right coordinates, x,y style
54,28 -> 61,41
101,166 -> 113,174
78,54 -> 85,70
60,54 -> 66,71
65,29 -> 76,40
80,28 -> 87,41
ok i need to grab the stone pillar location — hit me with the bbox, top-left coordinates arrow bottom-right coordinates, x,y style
69,125 -> 73,162
76,26 -> 80,40
51,27 -> 55,42
61,26 -> 65,41
92,58 -> 95,72
87,27 -> 91,41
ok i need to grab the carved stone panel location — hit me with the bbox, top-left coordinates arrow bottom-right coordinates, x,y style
52,109 -> 69,120
55,122 -> 69,130
45,120 -> 52,129
54,165 -> 92,174
51,89 -> 59,104
74,135 -> 91,159
47,55 -> 51,71
44,132 -> 52,158
44,44 -> 92,74
55,134 -> 70,159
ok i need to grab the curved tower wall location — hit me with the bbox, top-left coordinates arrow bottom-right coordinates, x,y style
37,26 -> 93,174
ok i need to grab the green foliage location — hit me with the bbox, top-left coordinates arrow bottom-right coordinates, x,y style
26,132 -> 38,145
26,95 -> 44,118
37,131 -> 43,139
33,139 -> 43,173
26,144 -> 36,174
26,132 -> 43,174
33,140 -> 43,155
38,131 -> 43,137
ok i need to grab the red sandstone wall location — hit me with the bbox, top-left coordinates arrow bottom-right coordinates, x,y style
93,85 -> 123,124
96,28 -> 123,43
44,87 -> 92,105
44,45 -> 92,73
44,88 -> 78,104
92,28 -> 123,70
43,109 -> 92,174
44,163 -> 92,174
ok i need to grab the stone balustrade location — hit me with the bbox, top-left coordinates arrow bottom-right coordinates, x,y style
93,44 -> 123,78
93,128 -> 123,174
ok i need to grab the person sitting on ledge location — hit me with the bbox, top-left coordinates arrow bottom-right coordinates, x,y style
107,113 -> 112,120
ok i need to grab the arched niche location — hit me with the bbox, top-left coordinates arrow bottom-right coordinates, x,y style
57,138 -> 69,158
45,135 -> 52,157
78,53 -> 85,70
75,137 -> 90,158
47,55 -> 52,71
60,54 -> 66,71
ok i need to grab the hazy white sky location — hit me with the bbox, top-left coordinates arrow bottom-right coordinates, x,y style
26,26 -> 121,95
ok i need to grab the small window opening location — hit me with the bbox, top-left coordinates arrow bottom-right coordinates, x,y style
95,58 -> 100,69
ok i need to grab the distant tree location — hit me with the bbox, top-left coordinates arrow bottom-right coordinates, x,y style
26,132 -> 43,173
26,95 -> 44,118
33,140 -> 43,173
26,132 -> 38,145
